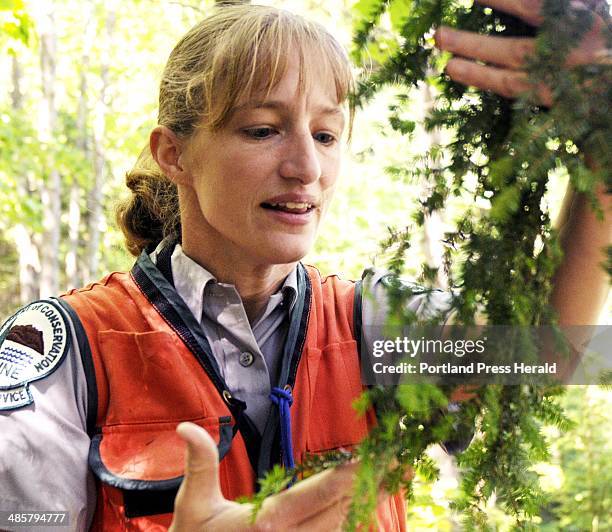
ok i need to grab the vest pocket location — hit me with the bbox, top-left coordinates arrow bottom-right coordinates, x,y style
97,330 -> 207,425
89,416 -> 233,517
302,340 -> 368,457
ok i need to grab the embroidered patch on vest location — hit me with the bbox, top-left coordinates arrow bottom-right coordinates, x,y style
0,300 -> 70,410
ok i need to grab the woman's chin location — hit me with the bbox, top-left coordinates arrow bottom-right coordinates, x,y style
256,239 -> 312,266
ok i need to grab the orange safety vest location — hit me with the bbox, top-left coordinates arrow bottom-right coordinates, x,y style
60,251 -> 406,531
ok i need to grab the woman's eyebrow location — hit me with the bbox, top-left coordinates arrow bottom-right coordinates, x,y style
234,100 -> 344,117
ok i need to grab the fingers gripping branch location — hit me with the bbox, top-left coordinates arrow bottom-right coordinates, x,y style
434,0 -> 606,106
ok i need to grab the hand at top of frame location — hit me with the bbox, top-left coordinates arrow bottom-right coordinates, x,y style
433,0 -> 610,106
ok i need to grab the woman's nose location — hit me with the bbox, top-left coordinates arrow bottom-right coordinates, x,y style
278,132 -> 322,184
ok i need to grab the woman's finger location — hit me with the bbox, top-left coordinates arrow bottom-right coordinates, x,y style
474,0 -> 544,26
175,422 -> 224,504
445,58 -> 552,106
171,422 -> 238,532
257,461 -> 358,526
290,496 -> 352,532
435,27 -> 535,70
436,3 -> 608,71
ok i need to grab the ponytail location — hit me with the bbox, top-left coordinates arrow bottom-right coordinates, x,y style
115,147 -> 180,256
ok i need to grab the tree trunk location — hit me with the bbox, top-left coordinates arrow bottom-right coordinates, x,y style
37,0 -> 61,298
86,9 -> 115,282
12,226 -> 41,305
65,185 -> 82,289
419,81 -> 447,288
66,3 -> 95,289
10,54 -> 40,304
10,56 -> 23,110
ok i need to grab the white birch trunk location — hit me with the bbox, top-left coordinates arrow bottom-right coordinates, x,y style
10,56 -> 23,110
65,186 -> 81,289
86,9 -> 115,282
12,225 -> 41,305
65,3 -> 95,289
419,81 -> 447,288
37,0 -> 61,297
10,54 -> 41,303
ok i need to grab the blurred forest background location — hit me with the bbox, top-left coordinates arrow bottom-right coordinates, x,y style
0,0 -> 610,529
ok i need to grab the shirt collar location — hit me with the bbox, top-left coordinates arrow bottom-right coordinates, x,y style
151,240 -> 299,322
170,244 -> 216,324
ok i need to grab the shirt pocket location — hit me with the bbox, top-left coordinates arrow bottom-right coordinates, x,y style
97,330 -> 207,425
302,339 -> 368,458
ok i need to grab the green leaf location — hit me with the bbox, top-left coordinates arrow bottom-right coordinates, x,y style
488,156 -> 514,188
396,384 -> 448,414
389,0 -> 412,32
0,0 -> 25,11
489,184 -> 520,222
570,163 -> 597,194
353,0 -> 383,22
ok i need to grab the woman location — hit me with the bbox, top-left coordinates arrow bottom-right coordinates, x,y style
0,3 -> 609,531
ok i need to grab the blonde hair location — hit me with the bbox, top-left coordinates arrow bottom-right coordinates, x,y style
117,4 -> 354,256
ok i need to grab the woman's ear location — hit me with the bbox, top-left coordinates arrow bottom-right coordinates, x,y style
150,126 -> 191,186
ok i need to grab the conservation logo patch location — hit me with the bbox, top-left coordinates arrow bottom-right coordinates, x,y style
0,300 -> 70,410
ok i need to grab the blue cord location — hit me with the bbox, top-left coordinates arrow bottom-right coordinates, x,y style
270,386 -> 296,478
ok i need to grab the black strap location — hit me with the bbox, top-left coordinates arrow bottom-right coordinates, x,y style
156,240 -> 175,286
224,395 -> 262,474
54,298 -> 99,438
353,279 -> 363,355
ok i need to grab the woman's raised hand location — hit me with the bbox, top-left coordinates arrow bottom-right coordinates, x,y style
434,0 -> 609,106
168,422 -> 358,532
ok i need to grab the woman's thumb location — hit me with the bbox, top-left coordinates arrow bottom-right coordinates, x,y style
176,422 -> 223,503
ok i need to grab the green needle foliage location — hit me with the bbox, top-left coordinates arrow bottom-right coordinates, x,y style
250,1 -> 610,529
345,0 -> 609,529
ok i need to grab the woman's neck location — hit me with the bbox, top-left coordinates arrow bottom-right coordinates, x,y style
180,238 -> 295,323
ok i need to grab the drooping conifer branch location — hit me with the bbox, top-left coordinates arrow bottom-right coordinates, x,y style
251,1 -> 609,529
343,0 -> 610,528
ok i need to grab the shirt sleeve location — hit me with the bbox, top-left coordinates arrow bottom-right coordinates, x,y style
361,267 -> 454,348
0,300 -> 95,532
360,269 -> 473,454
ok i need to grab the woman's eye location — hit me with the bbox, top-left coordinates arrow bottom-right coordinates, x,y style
244,127 -> 276,139
314,132 -> 336,145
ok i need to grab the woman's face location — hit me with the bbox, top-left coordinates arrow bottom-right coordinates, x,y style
179,58 -> 345,268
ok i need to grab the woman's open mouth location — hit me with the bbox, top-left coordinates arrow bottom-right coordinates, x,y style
261,201 -> 315,214
261,201 -> 316,225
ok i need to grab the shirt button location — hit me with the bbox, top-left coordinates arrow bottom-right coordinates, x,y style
239,351 -> 254,367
